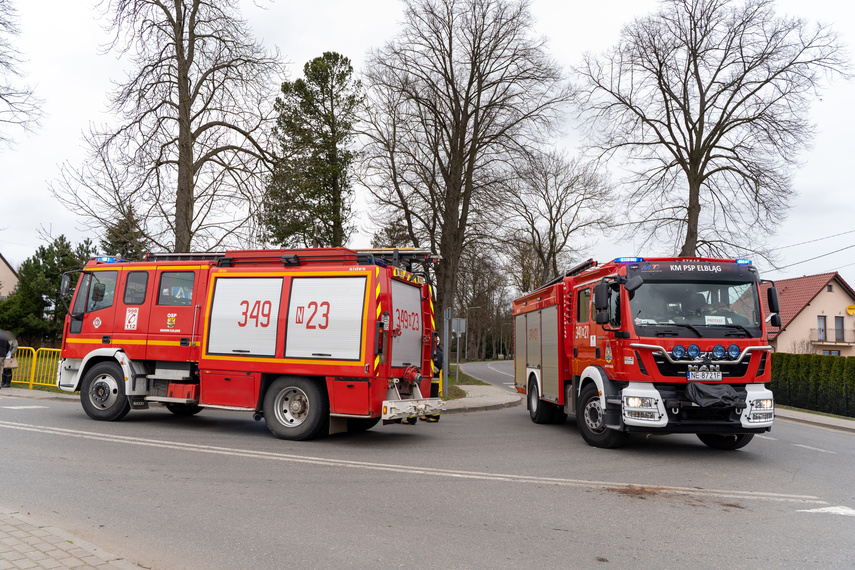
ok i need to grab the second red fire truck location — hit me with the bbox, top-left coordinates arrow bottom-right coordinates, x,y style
513,257 -> 781,449
58,248 -> 443,440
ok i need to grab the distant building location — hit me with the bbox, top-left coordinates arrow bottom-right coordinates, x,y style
760,272 -> 855,356
0,252 -> 18,300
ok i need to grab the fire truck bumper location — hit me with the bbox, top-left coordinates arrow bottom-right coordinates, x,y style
382,397 -> 445,421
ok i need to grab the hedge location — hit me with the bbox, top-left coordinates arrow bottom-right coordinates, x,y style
769,353 -> 855,418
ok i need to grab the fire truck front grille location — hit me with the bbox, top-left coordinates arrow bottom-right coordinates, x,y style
651,355 -> 751,379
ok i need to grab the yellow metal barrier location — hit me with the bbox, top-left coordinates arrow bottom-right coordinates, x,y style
5,347 -> 61,389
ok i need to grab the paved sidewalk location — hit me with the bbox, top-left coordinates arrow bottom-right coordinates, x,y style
0,509 -> 137,570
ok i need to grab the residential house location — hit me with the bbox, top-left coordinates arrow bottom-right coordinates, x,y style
0,252 -> 18,300
760,272 -> 855,356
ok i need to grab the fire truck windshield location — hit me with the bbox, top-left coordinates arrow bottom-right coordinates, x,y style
629,280 -> 762,338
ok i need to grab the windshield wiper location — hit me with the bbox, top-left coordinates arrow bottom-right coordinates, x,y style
646,323 -> 702,337
715,324 -> 753,337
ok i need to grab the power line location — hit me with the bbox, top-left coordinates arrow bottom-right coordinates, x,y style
767,243 -> 855,272
776,228 -> 855,250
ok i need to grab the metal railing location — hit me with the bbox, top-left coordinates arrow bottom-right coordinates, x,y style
810,328 -> 855,344
4,347 -> 61,389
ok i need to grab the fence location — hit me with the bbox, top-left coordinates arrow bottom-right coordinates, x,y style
769,353 -> 855,418
4,347 -> 61,389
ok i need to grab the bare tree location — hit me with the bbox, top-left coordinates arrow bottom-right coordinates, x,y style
52,0 -> 282,252
361,0 -> 570,318
0,0 -> 41,146
501,150 -> 613,288
575,0 -> 848,258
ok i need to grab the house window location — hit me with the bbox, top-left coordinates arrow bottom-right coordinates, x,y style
822,350 -> 840,356
835,316 -> 844,342
817,315 -> 827,341
827,284 -> 833,292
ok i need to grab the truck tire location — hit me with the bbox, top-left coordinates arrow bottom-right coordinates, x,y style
347,417 -> 381,433
80,361 -> 132,421
528,378 -> 555,424
263,376 -> 329,441
576,382 -> 628,448
697,433 -> 754,450
165,403 -> 203,416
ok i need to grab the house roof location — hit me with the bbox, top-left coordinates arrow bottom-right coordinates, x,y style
0,252 -> 17,278
759,272 -> 855,339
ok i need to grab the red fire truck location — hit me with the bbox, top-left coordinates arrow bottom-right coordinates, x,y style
512,257 -> 781,450
57,248 -> 443,440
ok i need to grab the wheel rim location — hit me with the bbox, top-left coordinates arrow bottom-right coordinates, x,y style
273,386 -> 310,428
583,397 -> 605,434
89,374 -> 120,410
528,385 -> 538,412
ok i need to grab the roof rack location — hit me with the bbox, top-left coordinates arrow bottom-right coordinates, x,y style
540,259 -> 597,288
356,248 -> 440,271
145,252 -> 225,262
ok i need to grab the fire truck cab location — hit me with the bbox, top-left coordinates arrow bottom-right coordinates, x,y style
58,248 -> 443,440
513,257 -> 781,450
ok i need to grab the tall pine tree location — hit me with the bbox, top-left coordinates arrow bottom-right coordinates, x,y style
261,52 -> 362,248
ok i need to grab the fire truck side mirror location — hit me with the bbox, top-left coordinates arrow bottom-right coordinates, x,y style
624,275 -> 643,292
593,282 -> 609,312
60,274 -> 71,297
767,287 -> 781,315
595,312 -> 609,325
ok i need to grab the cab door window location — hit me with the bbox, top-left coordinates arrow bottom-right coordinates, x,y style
123,271 -> 149,305
577,289 -> 591,322
86,271 -> 118,312
157,272 -> 195,306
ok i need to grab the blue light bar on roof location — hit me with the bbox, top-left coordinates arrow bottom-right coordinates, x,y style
615,257 -> 643,263
736,259 -> 752,265
94,256 -> 122,263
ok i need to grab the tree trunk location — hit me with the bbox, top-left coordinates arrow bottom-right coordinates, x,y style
679,178 -> 701,257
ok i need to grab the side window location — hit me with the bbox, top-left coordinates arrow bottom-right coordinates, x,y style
577,289 -> 591,322
87,271 -> 118,312
158,272 -> 195,306
71,274 -> 91,316
123,271 -> 149,305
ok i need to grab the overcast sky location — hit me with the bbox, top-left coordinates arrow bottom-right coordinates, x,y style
1,0 -> 853,287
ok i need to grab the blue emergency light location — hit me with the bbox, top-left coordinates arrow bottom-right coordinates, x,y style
614,257 -> 643,263
736,259 -> 752,265
94,256 -> 122,263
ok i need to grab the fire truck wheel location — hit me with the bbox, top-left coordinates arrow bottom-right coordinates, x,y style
576,383 -> 628,448
165,403 -> 203,416
528,378 -> 555,424
697,433 -> 754,450
347,417 -> 382,432
263,377 -> 329,441
80,362 -> 131,421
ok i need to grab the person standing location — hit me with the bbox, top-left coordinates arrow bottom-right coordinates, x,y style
0,331 -> 10,389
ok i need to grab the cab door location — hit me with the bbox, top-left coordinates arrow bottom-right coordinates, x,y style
65,270 -> 120,355
146,268 -> 202,362
572,287 -> 597,374
109,269 -> 154,361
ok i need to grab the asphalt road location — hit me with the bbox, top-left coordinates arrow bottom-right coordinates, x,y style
2,374 -> 854,569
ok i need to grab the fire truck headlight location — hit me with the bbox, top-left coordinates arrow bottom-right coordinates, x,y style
753,399 -> 773,410
712,344 -> 726,359
727,344 -> 741,359
671,344 -> 686,360
687,344 -> 701,359
625,396 -> 657,409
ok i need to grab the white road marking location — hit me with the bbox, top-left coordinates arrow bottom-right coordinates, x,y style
792,443 -> 836,454
755,435 -> 776,440
797,506 -> 855,517
1,406 -> 49,410
486,362 -> 514,377
0,419 -> 828,506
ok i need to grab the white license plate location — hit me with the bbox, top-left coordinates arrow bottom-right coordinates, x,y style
687,370 -> 722,381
